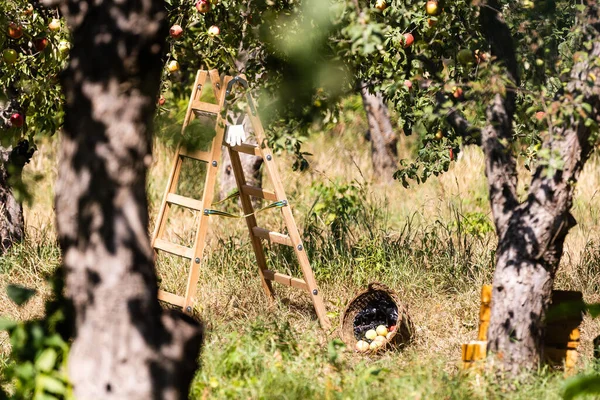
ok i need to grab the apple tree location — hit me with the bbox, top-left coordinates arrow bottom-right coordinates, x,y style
0,0 -> 68,254
334,0 -> 595,372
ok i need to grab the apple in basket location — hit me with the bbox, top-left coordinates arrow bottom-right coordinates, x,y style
355,340 -> 369,353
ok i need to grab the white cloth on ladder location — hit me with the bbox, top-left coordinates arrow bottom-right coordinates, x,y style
225,124 -> 246,147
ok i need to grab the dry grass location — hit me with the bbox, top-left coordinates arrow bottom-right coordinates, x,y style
2,100 -> 600,397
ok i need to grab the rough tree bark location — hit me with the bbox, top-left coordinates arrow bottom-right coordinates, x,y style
53,0 -> 202,398
0,146 -> 25,254
0,99 -> 34,255
360,84 -> 398,183
478,1 -> 599,373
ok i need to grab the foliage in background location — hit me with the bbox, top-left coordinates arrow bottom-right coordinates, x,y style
0,0 -> 68,143
0,277 -> 73,400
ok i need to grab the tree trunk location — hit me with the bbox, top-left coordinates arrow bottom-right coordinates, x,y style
360,84 -> 398,183
0,146 -> 24,254
55,1 -> 202,398
480,0 -> 598,373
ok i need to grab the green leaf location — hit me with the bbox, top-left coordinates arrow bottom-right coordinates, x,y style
0,316 -> 17,331
36,374 -> 66,395
563,374 -> 600,400
36,349 -> 58,373
7,284 -> 37,306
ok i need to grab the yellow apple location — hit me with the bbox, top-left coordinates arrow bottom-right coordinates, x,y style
355,340 -> 369,352
49,18 -> 61,31
167,60 -> 180,72
365,329 -> 377,341
376,325 -> 388,337
375,0 -> 387,11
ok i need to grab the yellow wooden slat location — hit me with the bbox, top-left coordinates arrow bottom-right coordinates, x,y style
252,227 -> 293,246
241,184 -> 278,201
230,143 -> 261,156
158,289 -> 185,307
154,239 -> 194,259
263,270 -> 308,291
179,148 -> 211,162
191,100 -> 221,114
166,193 -> 203,211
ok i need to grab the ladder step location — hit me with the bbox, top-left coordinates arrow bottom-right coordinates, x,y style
179,148 -> 212,162
191,100 -> 221,115
263,270 -> 308,291
252,227 -> 293,246
230,143 -> 261,156
166,193 -> 204,211
154,239 -> 194,259
241,185 -> 277,201
158,289 -> 185,307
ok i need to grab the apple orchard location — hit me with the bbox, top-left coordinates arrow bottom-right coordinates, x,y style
2,0 -> 600,398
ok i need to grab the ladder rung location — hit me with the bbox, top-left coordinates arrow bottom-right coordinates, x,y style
166,193 -> 204,211
241,185 -> 277,201
179,148 -> 212,162
191,100 -> 221,114
230,143 -> 261,156
158,289 -> 185,307
154,239 -> 194,259
252,227 -> 293,246
263,270 -> 308,291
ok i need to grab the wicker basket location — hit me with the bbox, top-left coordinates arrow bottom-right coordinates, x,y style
340,282 -> 414,353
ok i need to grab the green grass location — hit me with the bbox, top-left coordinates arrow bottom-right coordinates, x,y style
3,96 -> 600,398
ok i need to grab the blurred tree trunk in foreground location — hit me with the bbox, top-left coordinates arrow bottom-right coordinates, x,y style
53,0 -> 202,398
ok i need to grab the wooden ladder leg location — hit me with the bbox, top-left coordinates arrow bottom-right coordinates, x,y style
228,147 -> 275,300
152,70 -> 207,249
246,108 -> 330,329
181,76 -> 232,313
151,150 -> 184,248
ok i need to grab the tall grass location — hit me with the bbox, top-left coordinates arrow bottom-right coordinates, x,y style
2,95 -> 600,398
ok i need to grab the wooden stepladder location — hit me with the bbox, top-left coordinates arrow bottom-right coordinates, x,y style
151,69 -> 330,330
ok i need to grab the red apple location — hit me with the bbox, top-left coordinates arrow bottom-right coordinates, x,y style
426,0 -> 440,16
24,4 -> 34,16
404,80 -> 413,90
403,33 -> 414,48
449,148 -> 454,161
535,111 -> 545,120
452,87 -> 463,99
8,22 -> 23,39
158,95 -> 166,106
169,24 -> 183,39
10,113 -> 24,128
196,0 -> 210,13
2,49 -> 18,64
49,18 -> 61,31
208,25 -> 220,36
33,37 -> 48,52
428,18 -> 436,27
